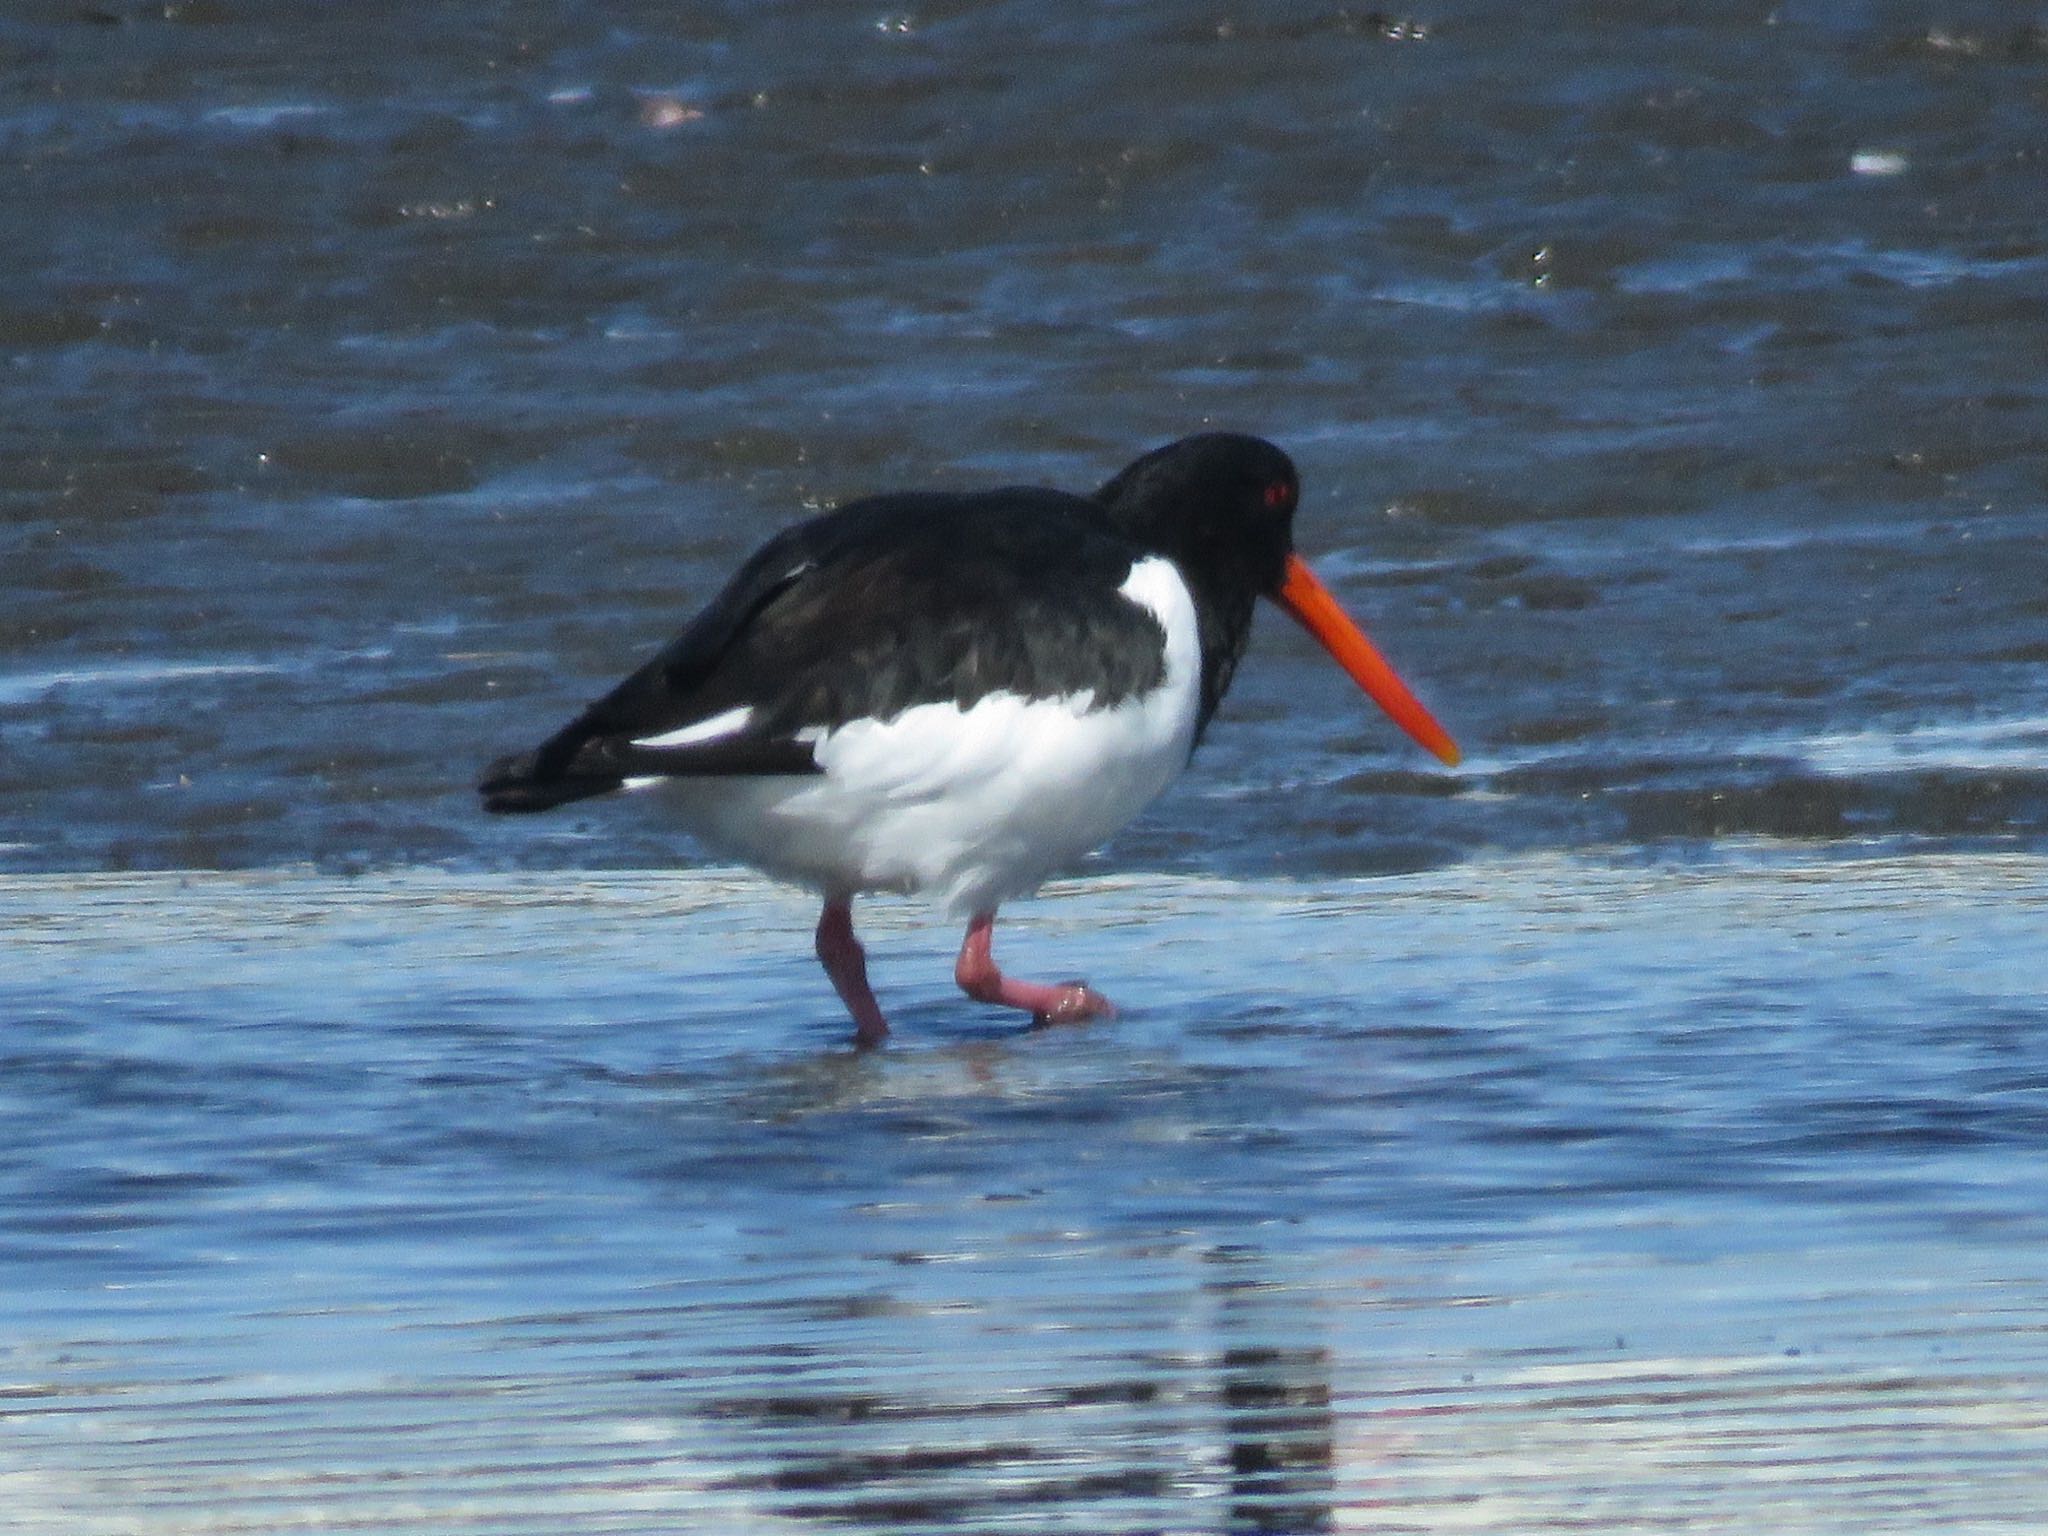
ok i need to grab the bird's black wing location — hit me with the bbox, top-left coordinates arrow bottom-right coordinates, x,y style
479,488 -> 1168,812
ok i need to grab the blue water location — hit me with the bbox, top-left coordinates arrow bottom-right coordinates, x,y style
4,862 -> 2045,1530
5,1 -> 2048,1529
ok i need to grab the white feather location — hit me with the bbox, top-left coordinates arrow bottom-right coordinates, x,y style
631,705 -> 754,749
648,555 -> 1202,915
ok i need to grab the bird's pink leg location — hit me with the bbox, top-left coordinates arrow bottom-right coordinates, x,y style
954,910 -> 1115,1027
815,901 -> 889,1048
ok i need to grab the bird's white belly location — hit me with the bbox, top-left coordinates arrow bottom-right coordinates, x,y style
648,557 -> 1202,915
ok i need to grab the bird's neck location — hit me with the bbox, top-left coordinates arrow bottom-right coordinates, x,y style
1181,569 -> 1257,744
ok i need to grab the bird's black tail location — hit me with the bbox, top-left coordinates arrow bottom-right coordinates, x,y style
478,710 -> 626,814
477,745 -> 624,813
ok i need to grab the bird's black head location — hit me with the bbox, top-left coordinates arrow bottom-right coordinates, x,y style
1090,432 -> 1301,740
1093,432 -> 1300,597
1093,432 -> 1464,768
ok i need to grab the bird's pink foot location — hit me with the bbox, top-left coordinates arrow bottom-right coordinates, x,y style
955,912 -> 1114,1029
1030,983 -> 1117,1029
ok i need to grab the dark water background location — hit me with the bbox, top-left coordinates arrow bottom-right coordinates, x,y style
6,0 -> 2046,873
3,1 -> 2047,1530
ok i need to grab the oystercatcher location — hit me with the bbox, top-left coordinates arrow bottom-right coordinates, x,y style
480,433 -> 1459,1046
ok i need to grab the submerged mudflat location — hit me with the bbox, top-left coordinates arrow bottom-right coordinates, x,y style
4,858 -> 2043,1532
5,3 -> 2046,880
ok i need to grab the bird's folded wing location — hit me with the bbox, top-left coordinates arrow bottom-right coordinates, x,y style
483,488 -> 1163,798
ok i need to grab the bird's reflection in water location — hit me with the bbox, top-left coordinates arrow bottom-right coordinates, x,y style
1208,1244 -> 1338,1534
694,1240 -> 1339,1533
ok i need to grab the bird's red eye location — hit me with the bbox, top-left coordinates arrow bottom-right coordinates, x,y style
1263,479 -> 1295,512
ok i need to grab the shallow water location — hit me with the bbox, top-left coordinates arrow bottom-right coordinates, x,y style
5,1 -> 2048,1529
4,859 -> 2046,1532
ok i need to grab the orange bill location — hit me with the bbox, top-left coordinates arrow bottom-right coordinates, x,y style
1274,554 -> 1462,767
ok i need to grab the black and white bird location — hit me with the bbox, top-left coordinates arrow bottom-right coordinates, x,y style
480,433 -> 1459,1046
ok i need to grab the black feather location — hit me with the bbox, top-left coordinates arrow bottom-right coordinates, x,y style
478,486 -> 1172,814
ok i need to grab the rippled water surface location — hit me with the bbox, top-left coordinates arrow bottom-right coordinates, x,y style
5,862 -> 2047,1531
4,0 -> 2047,1529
